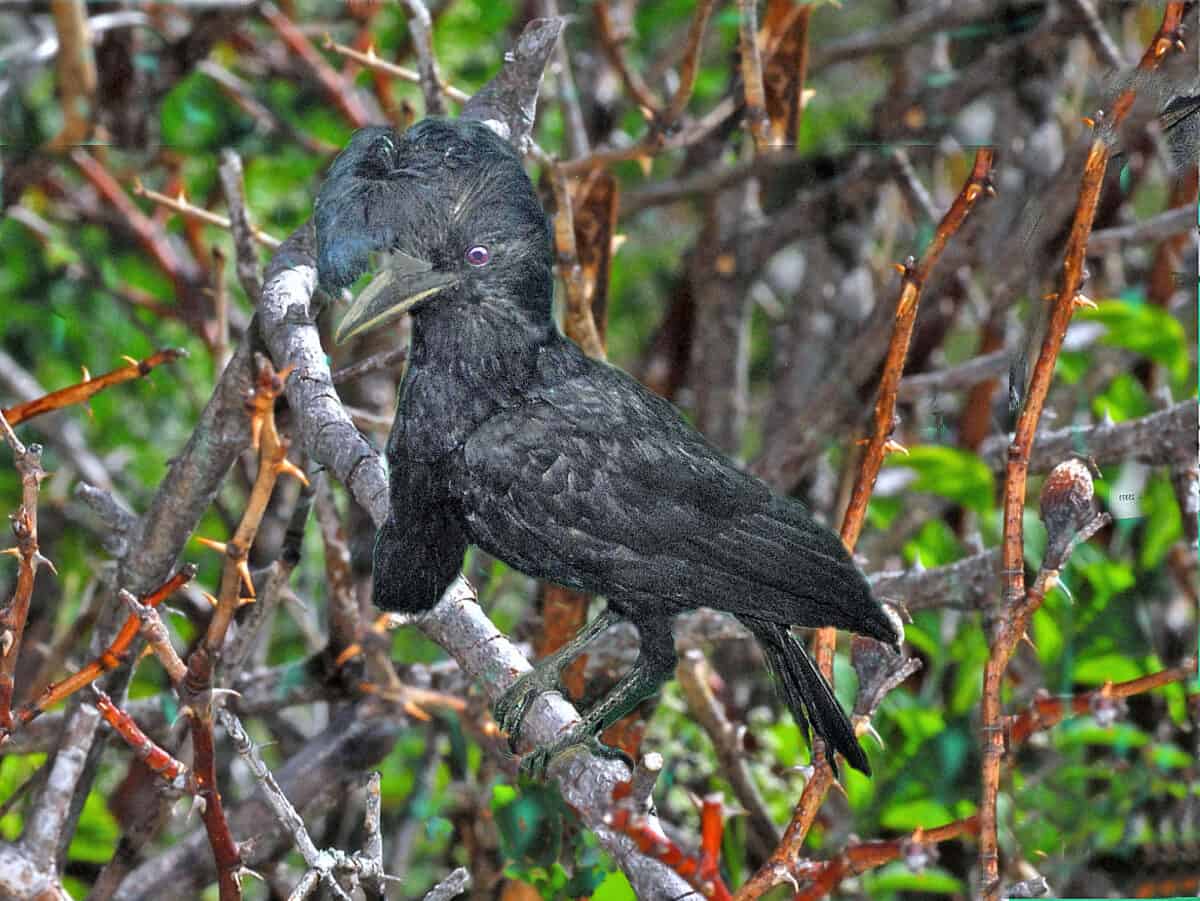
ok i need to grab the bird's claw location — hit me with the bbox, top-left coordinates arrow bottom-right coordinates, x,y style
519,731 -> 633,780
493,667 -> 565,752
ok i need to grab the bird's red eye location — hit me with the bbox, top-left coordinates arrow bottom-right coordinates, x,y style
465,245 -> 490,267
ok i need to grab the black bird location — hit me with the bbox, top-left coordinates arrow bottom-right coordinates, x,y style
316,118 -> 901,777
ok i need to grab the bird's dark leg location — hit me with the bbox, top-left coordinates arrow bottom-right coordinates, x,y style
520,617 -> 677,778
494,607 -> 622,751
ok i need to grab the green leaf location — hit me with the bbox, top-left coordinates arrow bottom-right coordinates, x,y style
868,862 -> 965,894
885,446 -> 995,513
1079,300 -> 1190,385
1056,721 -> 1149,749
1140,475 -> 1182,569
881,798 -> 953,831
592,872 -> 637,901
1073,653 -> 1144,685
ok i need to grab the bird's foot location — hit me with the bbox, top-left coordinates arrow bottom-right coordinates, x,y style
493,665 -> 565,752
519,730 -> 633,780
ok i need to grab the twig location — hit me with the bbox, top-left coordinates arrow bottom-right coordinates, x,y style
330,345 -> 408,385
594,3 -> 660,118
980,9 -> 1187,896
978,398 -> 1197,472
557,0 -> 715,175
737,0 -> 770,151
260,2 -> 371,127
218,149 -> 264,301
46,0 -> 96,150
321,35 -> 471,104
737,147 -> 994,900
422,867 -> 472,901
93,688 -> 195,794
0,565 -> 195,743
549,167 -> 607,360
133,179 -> 281,250
0,413 -> 48,733
607,790 -> 732,901
677,650 -> 779,857
400,0 -> 446,117
219,709 -> 357,901
2,348 -> 186,426
183,650 -> 244,900
197,355 -> 307,653
662,0 -> 718,128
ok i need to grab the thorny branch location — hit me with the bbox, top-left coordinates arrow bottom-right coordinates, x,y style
737,147 -> 995,901
981,7 -> 1188,897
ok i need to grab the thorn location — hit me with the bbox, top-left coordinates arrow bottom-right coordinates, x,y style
0,548 -> 20,559
777,867 -> 801,894
1020,631 -> 1036,652
1082,116 -> 1096,128
333,644 -> 362,668
892,261 -> 908,275
636,153 -> 653,177
276,458 -> 309,486
828,776 -> 849,799
33,552 -> 57,575
236,559 -> 255,597
402,700 -> 432,722
120,355 -> 139,368
200,591 -> 219,608
365,43 -> 377,59
1071,293 -> 1098,311
211,688 -> 242,702
482,719 -> 502,738
882,438 -> 909,456
237,596 -> 256,608
194,536 -> 228,555
237,867 -> 264,885
175,187 -> 188,204
1174,39 -> 1186,52
855,719 -> 885,749
80,365 -> 91,382
0,630 -> 13,657
174,705 -> 197,726
610,234 -> 627,255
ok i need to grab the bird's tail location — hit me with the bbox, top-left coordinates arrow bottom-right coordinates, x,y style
739,615 -> 869,776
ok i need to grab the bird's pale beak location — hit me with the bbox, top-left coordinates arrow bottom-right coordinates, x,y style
334,250 -> 460,343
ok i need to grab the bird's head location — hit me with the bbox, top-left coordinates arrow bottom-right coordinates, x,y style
325,118 -> 554,344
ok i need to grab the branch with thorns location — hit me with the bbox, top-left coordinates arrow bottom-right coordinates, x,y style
736,146 -> 996,901
981,6 -> 1189,896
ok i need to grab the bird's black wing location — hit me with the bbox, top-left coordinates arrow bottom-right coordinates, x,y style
451,359 -> 890,641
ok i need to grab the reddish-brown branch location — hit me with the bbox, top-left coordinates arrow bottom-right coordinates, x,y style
1007,659 -> 1196,746
788,661 -> 1194,899
661,0 -> 717,128
980,10 -> 1186,896
184,649 -> 243,900
1,565 -> 196,742
594,4 -> 661,118
608,792 -> 733,901
199,356 -> 306,652
559,0 -> 716,175
72,150 -> 193,288
322,34 -> 471,105
0,415 -> 48,733
2,348 -> 186,426
736,148 -> 994,901
761,0 -> 813,147
737,0 -> 770,151
93,688 -> 195,794
132,180 -> 281,250
260,2 -> 371,128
